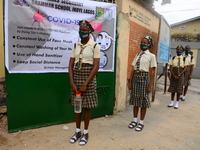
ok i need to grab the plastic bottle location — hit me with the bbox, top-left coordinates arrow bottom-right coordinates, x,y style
74,93 -> 82,113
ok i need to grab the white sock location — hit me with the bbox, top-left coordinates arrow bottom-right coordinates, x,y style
175,101 -> 179,107
76,128 -> 81,133
133,117 -> 137,123
83,129 -> 88,134
180,95 -> 183,98
139,120 -> 144,125
168,101 -> 174,106
182,96 -> 185,100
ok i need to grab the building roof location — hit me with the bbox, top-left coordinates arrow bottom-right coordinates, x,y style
170,16 -> 200,27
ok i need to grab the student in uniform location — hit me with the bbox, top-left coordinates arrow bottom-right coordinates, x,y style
128,35 -> 157,132
167,45 -> 189,109
68,20 -> 100,146
180,45 -> 195,101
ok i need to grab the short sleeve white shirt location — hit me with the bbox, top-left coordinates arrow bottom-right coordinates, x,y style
169,55 -> 189,68
132,50 -> 157,72
70,39 -> 100,64
185,54 -> 195,65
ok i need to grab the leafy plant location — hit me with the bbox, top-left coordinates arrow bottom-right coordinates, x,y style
171,32 -> 200,42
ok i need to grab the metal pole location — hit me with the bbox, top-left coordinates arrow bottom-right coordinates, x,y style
163,63 -> 168,94
151,68 -> 157,102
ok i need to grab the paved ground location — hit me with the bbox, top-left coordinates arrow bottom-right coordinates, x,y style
0,77 -> 200,150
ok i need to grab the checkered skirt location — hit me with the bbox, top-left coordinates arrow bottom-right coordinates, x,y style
69,63 -> 98,108
183,66 -> 191,86
129,71 -> 151,108
168,67 -> 184,93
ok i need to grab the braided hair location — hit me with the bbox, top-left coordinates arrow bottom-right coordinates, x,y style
176,45 -> 184,51
185,45 -> 191,49
144,35 -> 154,48
78,20 -> 94,33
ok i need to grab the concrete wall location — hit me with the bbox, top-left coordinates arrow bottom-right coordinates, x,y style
157,42 -> 200,79
0,0 -> 4,78
115,12 -> 130,111
0,1 -> 5,107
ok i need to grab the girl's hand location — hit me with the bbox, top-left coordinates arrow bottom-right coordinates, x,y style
174,75 -> 179,80
71,83 -> 79,94
128,81 -> 132,90
80,83 -> 87,93
147,84 -> 152,93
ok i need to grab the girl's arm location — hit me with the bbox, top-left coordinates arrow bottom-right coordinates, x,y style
69,58 -> 79,94
80,58 -> 100,93
128,66 -> 135,90
169,65 -> 175,78
180,65 -> 187,76
189,64 -> 194,79
147,67 -> 155,93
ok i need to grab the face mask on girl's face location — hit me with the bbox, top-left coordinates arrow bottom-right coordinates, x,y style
185,49 -> 190,54
140,44 -> 149,51
176,51 -> 183,56
79,32 -> 89,40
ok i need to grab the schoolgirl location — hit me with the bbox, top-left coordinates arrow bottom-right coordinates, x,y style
68,20 -> 100,146
180,45 -> 195,101
168,45 -> 189,109
128,36 -> 157,132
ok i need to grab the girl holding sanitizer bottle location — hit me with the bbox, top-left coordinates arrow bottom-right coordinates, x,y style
68,20 -> 100,146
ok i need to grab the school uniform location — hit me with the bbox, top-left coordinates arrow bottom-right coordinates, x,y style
168,55 -> 189,93
130,50 -> 157,108
183,54 -> 195,86
69,39 -> 100,108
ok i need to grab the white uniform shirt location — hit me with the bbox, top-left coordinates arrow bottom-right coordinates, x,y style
70,39 -> 100,64
132,50 -> 157,72
185,54 -> 195,65
169,55 -> 189,68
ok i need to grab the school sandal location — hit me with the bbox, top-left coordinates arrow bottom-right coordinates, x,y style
128,121 -> 137,129
79,133 -> 89,146
135,124 -> 144,132
69,131 -> 81,144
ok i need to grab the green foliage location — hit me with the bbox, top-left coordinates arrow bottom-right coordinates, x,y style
171,33 -> 200,42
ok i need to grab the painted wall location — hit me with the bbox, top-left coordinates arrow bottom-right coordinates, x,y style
115,12 -> 130,111
171,19 -> 200,34
123,0 -> 159,34
0,0 -> 4,78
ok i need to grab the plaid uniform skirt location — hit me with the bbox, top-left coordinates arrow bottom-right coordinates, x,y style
129,71 -> 151,108
183,66 -> 191,86
69,63 -> 98,108
168,67 -> 184,93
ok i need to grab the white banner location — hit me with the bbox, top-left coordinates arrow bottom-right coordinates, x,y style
5,0 -> 116,73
